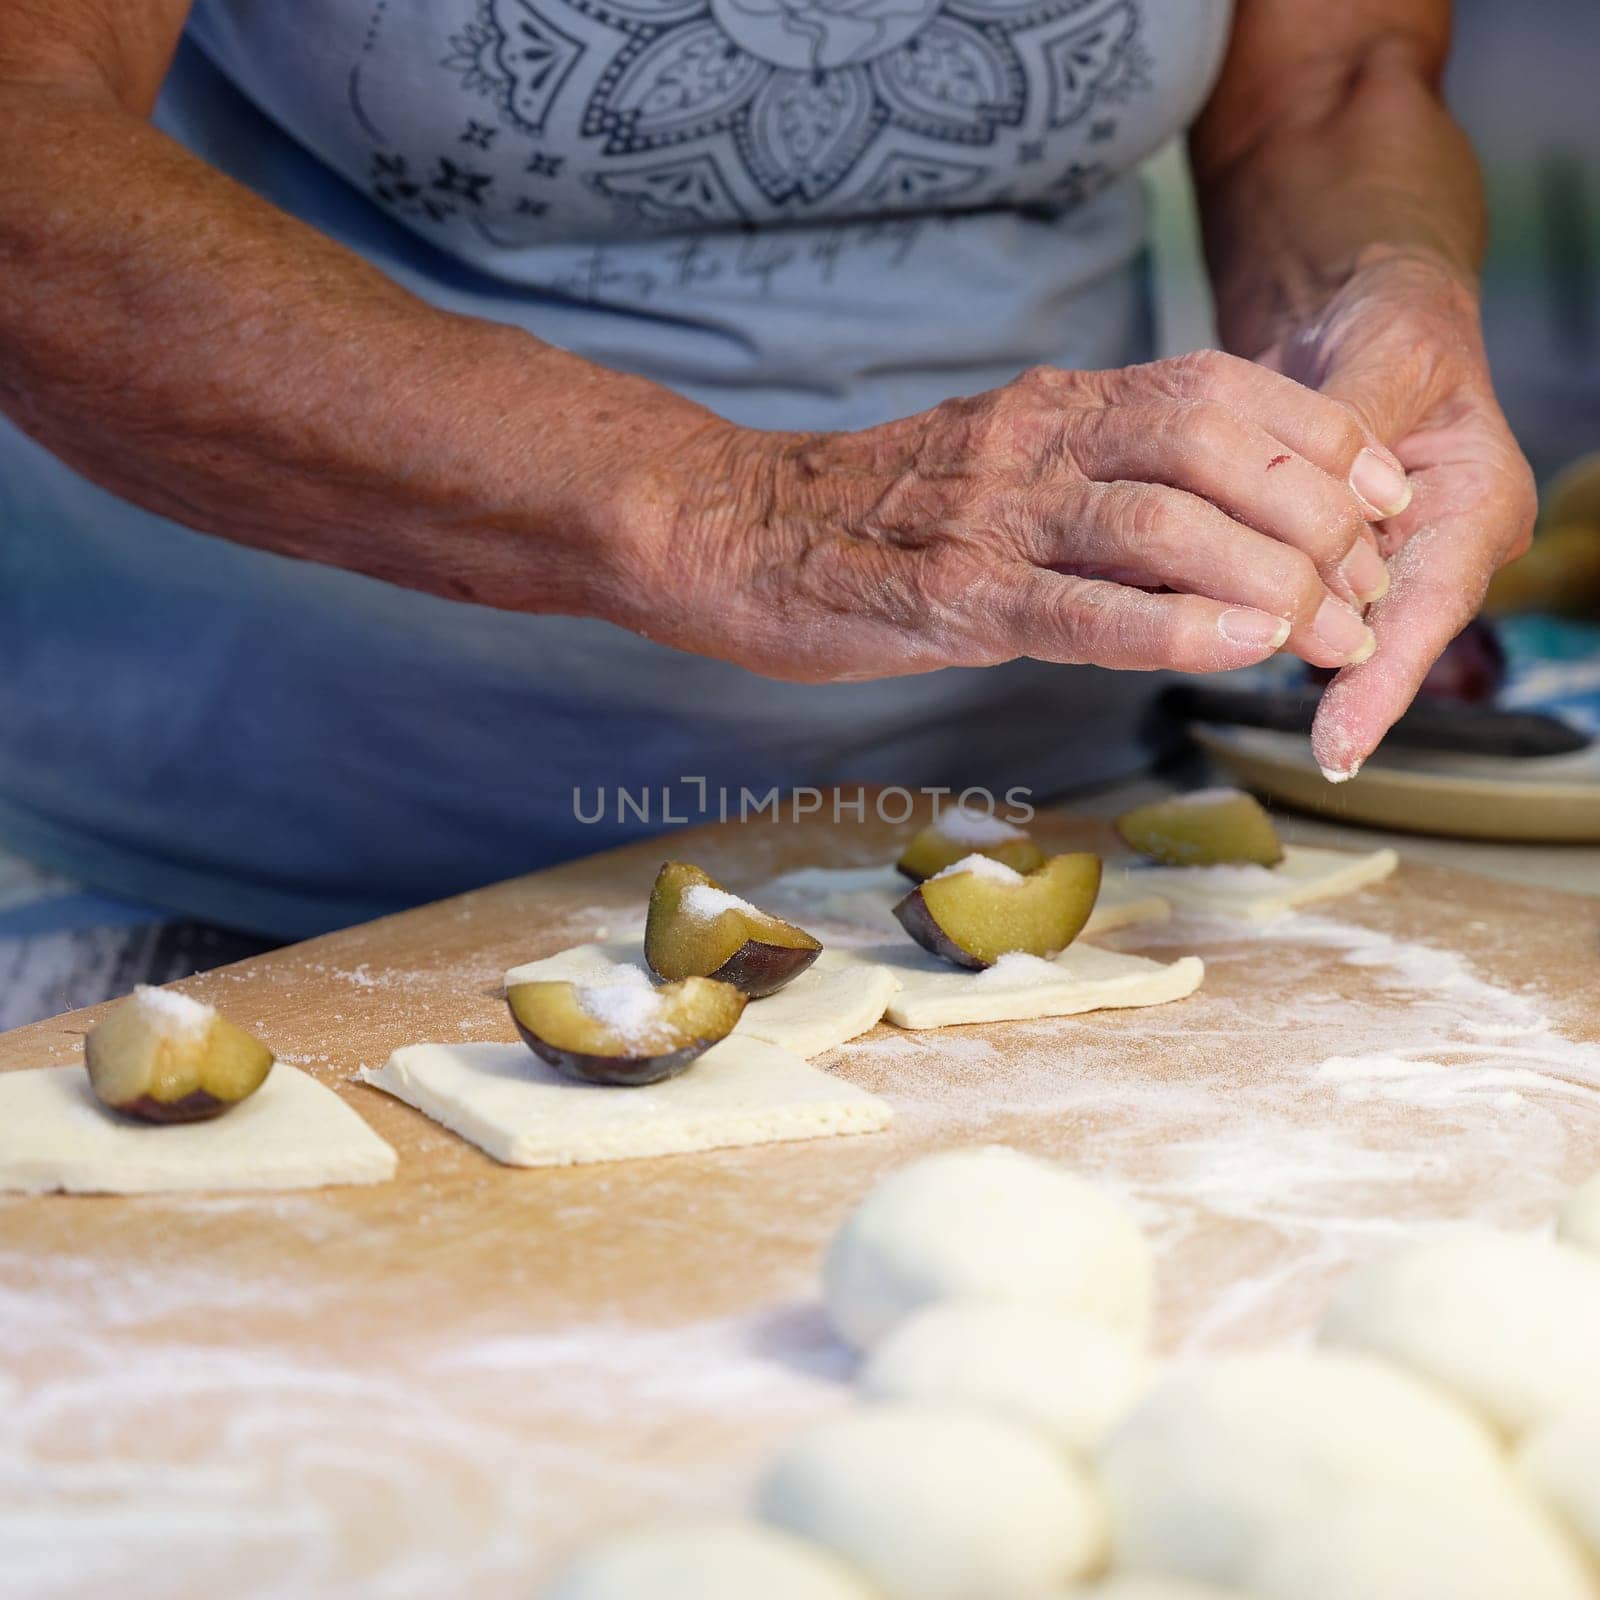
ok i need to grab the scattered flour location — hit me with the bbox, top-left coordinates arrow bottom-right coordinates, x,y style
680,884 -> 761,921
930,853 -> 1024,884
931,807 -> 1026,845
11,889 -> 1600,1596
0,1275 -> 850,1600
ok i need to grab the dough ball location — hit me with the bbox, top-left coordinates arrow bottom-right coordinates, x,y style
1099,1349 -> 1506,1587
545,1520 -> 879,1599
823,1146 -> 1153,1353
860,1301 -> 1148,1455
759,1402 -> 1108,1599
1319,1229 -> 1600,1437
1520,1395 -> 1600,1568
1558,1174 -> 1600,1258
1243,1490 -> 1596,1600
1082,1580 -> 1256,1599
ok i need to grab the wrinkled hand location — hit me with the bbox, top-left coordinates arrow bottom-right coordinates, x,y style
1263,251 -> 1537,779
633,354 -> 1398,684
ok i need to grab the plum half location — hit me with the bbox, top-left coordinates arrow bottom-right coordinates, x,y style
892,852 -> 1103,970
84,985 -> 274,1123
507,971 -> 746,1087
896,811 -> 1048,883
645,862 -> 821,998
1115,789 -> 1284,868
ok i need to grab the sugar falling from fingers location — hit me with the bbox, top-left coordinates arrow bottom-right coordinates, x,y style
932,807 -> 1026,845
930,853 -> 1024,884
1170,787 -> 1248,808
680,884 -> 761,920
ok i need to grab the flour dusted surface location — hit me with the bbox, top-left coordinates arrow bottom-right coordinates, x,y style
8,843 -> 1600,1599
361,1038 -> 891,1167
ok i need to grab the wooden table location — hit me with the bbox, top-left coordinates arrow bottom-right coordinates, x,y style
5,806 -> 1600,1598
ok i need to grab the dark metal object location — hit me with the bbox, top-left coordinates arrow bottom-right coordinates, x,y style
1164,684 -> 1592,760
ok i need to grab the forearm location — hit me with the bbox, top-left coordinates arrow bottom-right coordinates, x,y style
0,79 -> 711,617
1190,16 -> 1485,359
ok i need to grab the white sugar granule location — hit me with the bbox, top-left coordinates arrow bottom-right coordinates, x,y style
932,807 -> 1026,845
680,884 -> 760,921
131,984 -> 214,1036
973,951 -> 1060,983
574,967 -> 668,1045
930,853 -> 1024,884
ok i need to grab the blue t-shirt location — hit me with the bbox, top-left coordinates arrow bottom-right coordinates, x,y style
0,1 -> 1233,937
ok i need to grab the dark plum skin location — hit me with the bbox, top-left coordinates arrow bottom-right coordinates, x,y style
891,852 -> 1102,969
103,1089 -> 234,1124
704,940 -> 820,999
509,1012 -> 716,1088
892,887 -> 989,970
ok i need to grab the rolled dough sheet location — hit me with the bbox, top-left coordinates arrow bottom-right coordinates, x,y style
1123,844 -> 1400,921
761,864 -> 1170,941
0,1063 -> 398,1195
360,1038 -> 891,1167
503,943 -> 899,1059
831,942 -> 1205,1030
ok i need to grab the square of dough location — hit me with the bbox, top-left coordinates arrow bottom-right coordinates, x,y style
0,1063 -> 398,1195
503,943 -> 899,1059
761,863 -> 1169,943
360,1038 -> 891,1167
1123,844 -> 1399,921
828,942 -> 1205,1030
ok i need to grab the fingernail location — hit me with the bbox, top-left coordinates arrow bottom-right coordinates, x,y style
1314,597 -> 1377,663
1319,760 -> 1362,785
1338,541 -> 1390,604
1218,609 -> 1292,651
1350,447 -> 1412,517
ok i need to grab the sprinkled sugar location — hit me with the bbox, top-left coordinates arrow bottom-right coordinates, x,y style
930,853 -> 1024,884
973,952 -> 1061,983
574,967 -> 668,1046
681,884 -> 760,920
131,984 -> 214,1036
932,807 -> 1026,845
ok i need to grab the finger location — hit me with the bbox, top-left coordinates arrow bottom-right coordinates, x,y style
1066,402 -> 1389,606
1310,521 -> 1499,781
1008,481 -> 1375,670
1104,350 -> 1414,519
973,566 -> 1292,673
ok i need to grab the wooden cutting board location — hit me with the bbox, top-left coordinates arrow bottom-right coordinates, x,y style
4,805 -> 1600,1599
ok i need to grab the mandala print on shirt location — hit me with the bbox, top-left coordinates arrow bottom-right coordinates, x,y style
443,0 -> 1150,226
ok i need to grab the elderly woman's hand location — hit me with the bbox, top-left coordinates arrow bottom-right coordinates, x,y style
633,353 -> 1399,684
1262,256 -> 1537,781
